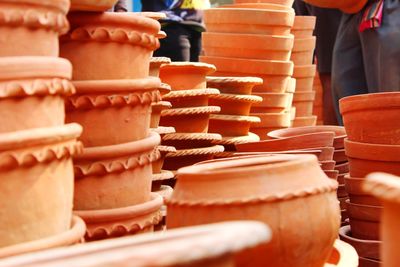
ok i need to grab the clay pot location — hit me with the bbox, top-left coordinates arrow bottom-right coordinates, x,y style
152,126 -> 176,136
345,139 -> 400,177
0,0 -> 69,57
303,0 -> 368,13
212,133 -> 261,151
293,65 -> 317,91
0,216 -> 86,259
293,91 -> 316,116
324,239 -> 359,267
250,112 -> 292,128
157,83 -> 172,97
203,32 -> 294,61
204,6 -> 295,35
152,145 -> 176,175
209,94 -> 262,116
206,76 -> 263,95
340,92 -> 400,145
339,225 -> 381,260
70,0 -> 117,11
0,57 -> 74,133
162,89 -> 220,108
73,132 -> 160,211
160,106 -> 221,133
235,0 -> 295,6
162,133 -> 222,150
251,92 -> 292,113
321,160 -> 336,171
209,115 -> 261,136
346,200 -> 381,222
75,193 -> 163,241
286,77 -> 297,93
149,57 -> 171,77
159,62 -> 216,90
313,146 -> 335,161
344,176 -> 380,206
292,16 -> 316,38
0,124 -> 83,248
292,115 -> 318,127
151,101 -> 172,128
326,170 -> 339,180
167,154 -> 340,267
334,149 -> 348,164
66,77 -> 161,147
338,173 -> 346,184
349,218 -> 380,241
201,56 -> 294,93
291,36 -> 317,65
359,257 -> 381,267
60,13 -> 160,80
335,162 -> 349,175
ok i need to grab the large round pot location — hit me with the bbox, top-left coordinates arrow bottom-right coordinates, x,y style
303,0 -> 368,13
344,176 -> 380,206
0,0 -> 69,57
291,36 -> 316,65
293,91 -> 316,116
70,0 -> 118,11
66,77 -> 161,147
206,76 -> 263,95
251,92 -> 292,113
210,93 -> 262,116
0,124 -> 82,248
0,57 -> 74,133
344,139 -> 400,177
339,225 -> 380,260
340,92 -> 400,145
291,16 -> 316,37
60,12 -> 160,80
167,154 -> 340,267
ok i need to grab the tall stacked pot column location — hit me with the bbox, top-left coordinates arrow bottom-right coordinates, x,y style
0,0 -> 86,257
61,10 -> 164,241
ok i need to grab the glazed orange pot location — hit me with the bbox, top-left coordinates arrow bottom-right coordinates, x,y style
167,154 -> 340,267
149,57 -> 171,77
0,0 -> 69,57
66,77 -> 161,147
235,0 -> 295,6
292,115 -> 318,127
291,16 -> 316,38
344,176 -> 380,206
0,57 -> 74,133
74,132 -> 160,211
162,89 -> 220,108
70,0 -> 118,11
209,115 -> 261,136
159,62 -> 216,90
303,0 -> 368,13
0,124 -> 82,248
344,139 -> 400,177
60,13 -> 160,80
251,92 -> 292,113
204,6 -> 295,35
206,76 -> 263,95
340,92 -> 400,145
151,101 -> 172,129
291,36 -> 316,65
293,91 -> 316,116
210,94 -> 262,116
293,65 -> 317,91
203,32 -> 294,61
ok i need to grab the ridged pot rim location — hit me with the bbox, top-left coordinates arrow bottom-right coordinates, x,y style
160,62 -> 216,75
72,77 -> 161,93
339,92 -> 400,115
344,139 -> 400,161
2,0 -> 70,13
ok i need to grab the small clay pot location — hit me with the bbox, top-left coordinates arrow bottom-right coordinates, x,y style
344,139 -> 400,177
291,36 -> 316,65
149,57 -> 171,77
203,32 -> 294,61
160,106 -> 221,133
291,16 -> 316,38
251,92 -> 292,113
66,77 -> 161,147
73,132 -> 161,211
0,57 -> 74,133
346,200 -> 381,223
293,65 -> 317,91
151,101 -> 172,129
344,176 -> 381,206
162,133 -> 222,150
61,12 -> 161,80
293,91 -> 316,116
0,0 -> 69,57
209,114 -> 261,137
250,112 -> 292,128
334,149 -> 348,164
349,218 -> 380,241
335,162 -> 349,174
325,170 -> 339,180
159,62 -> 216,90
204,6 -> 295,35
209,94 -> 262,116
75,193 -> 163,241
70,0 -> 117,11
152,170 -> 175,191
206,76 -> 263,95
0,124 -> 82,248
339,225 -> 381,260
302,0 -> 368,13
324,239 -> 359,267
292,115 -> 318,127
163,89 -> 220,108
340,92 -> 400,145
321,160 -> 336,171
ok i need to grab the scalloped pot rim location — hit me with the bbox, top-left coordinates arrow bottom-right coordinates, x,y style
0,57 -> 72,80
0,124 -> 82,152
339,92 -> 400,114
4,0 -> 70,13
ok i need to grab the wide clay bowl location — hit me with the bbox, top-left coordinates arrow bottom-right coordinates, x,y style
339,225 -> 380,260
293,115 -> 318,127
159,62 -> 216,90
66,77 -> 161,147
0,221 -> 270,267
75,193 -> 163,241
324,239 -> 359,267
268,126 -> 347,149
209,93 -> 262,116
206,76 -> 263,95
236,132 -> 334,152
0,216 -> 86,259
235,0 -> 295,6
149,57 -> 171,77
209,115 -> 261,136
167,154 -> 340,267
291,36 -> 316,65
0,0 -> 69,57
162,89 -> 220,108
291,16 -> 316,37
344,139 -> 400,177
293,91 -> 316,116
344,176 -> 380,206
60,12 -> 160,80
251,92 -> 292,113
204,6 -> 295,35
340,92 -> 400,145
293,65 -> 317,91
0,124 -> 82,248
0,57 -> 74,133
203,32 -> 294,61
70,0 -> 117,11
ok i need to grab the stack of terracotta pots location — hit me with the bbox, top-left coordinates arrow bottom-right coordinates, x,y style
313,71 -> 324,125
61,6 -> 166,241
200,3 -> 296,140
158,62 -> 225,173
291,16 -> 318,127
339,92 -> 400,266
0,0 -> 88,258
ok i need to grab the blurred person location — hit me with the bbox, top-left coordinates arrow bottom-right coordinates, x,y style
111,0 -> 128,12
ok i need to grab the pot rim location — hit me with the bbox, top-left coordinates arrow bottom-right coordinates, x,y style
206,76 -> 263,85
293,64 -> 317,78
205,5 -> 295,17
339,92 -> 400,115
292,36 -> 317,52
160,62 -> 216,75
293,15 -> 317,30
344,139 -> 400,161
2,0 -> 70,13
222,2 -> 293,11
364,172 -> 400,204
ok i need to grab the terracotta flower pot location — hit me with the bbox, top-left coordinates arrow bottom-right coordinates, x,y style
152,145 -> 176,175
0,0 -> 69,57
292,16 -> 316,38
0,124 -> 82,248
250,112 -> 292,128
201,56 -> 294,93
303,0 -> 368,13
209,94 -> 262,116
159,62 -> 216,90
0,216 -> 86,259
335,162 -> 349,174
334,149 -> 348,164
212,133 -> 261,151
70,0 -> 117,11
345,139 -> 400,177
250,127 -> 286,140
286,77 -> 297,93
293,65 -> 317,91
346,200 -> 381,223
340,92 -> 400,145
251,92 -> 292,113
209,115 -> 261,137
0,57 -> 74,133
167,154 -> 340,267
292,115 -> 318,127
161,133 -> 222,150
235,0 -> 295,6
75,193 -> 163,241
74,132 -> 160,211
324,240 -> 359,267
344,176 -> 380,206
321,160 -> 336,171
206,76 -> 263,95
339,225 -> 381,260
151,101 -> 172,129
66,77 -> 161,147
152,126 -> 176,136
60,12 -> 160,80
204,6 -> 295,35
291,36 -> 317,65
149,57 -> 171,77
162,89 -> 220,108
337,184 -> 348,198
359,257 -> 381,267
349,218 -> 380,241
293,91 -> 316,116
203,32 -> 294,61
